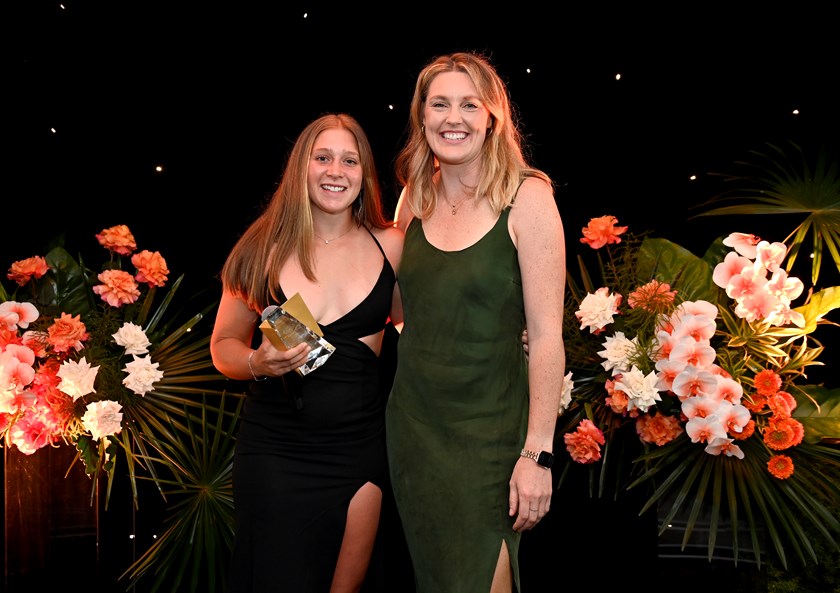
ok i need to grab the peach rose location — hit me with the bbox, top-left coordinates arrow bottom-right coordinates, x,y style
47,313 -> 89,353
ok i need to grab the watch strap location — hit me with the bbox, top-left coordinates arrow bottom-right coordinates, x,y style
520,448 -> 554,469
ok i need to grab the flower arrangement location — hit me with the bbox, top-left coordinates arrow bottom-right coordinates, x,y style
558,215 -> 840,567
0,225 -> 226,498
1,224 -> 244,590
1,225 -> 166,458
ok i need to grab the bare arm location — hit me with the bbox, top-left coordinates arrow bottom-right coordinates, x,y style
507,177 -> 567,531
390,189 -> 411,329
210,289 -> 310,381
393,187 -> 413,233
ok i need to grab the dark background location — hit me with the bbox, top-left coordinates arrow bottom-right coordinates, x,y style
7,2 -> 839,592
11,3 -> 838,286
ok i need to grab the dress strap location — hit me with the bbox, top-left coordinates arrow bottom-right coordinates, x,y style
510,177 -> 527,206
365,225 -> 387,258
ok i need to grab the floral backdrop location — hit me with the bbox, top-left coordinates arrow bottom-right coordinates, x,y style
557,211 -> 840,569
0,225 -> 242,591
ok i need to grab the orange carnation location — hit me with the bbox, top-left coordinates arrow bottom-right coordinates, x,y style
743,393 -> 768,413
92,269 -> 141,307
636,411 -> 683,446
132,250 -> 170,287
731,419 -> 755,440
580,215 -> 628,250
564,419 -> 606,464
753,369 -> 782,396
768,393 -> 793,419
764,417 -> 804,450
7,256 -> 49,286
96,224 -> 137,256
627,279 -> 677,315
605,379 -> 630,414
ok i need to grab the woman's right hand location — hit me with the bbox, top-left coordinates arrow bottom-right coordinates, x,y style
251,341 -> 312,378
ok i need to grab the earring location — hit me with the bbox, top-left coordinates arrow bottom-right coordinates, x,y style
354,188 -> 365,223
421,123 -> 425,133
486,126 -> 493,136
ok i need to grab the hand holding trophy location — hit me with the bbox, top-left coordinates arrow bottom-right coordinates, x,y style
260,293 -> 336,376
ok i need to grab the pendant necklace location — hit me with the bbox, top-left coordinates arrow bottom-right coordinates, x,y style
444,194 -> 471,215
314,225 -> 354,245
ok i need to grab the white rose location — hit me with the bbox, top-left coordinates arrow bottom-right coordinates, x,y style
122,355 -> 164,396
82,400 -> 123,441
57,356 -> 100,401
112,321 -> 151,355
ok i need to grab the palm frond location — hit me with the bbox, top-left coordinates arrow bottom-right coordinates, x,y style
120,391 -> 243,592
628,435 -> 840,568
693,141 -> 840,285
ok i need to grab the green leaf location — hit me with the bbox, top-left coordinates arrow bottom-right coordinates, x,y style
74,434 -> 99,476
794,385 -> 840,443
41,246 -> 92,316
636,237 -> 719,305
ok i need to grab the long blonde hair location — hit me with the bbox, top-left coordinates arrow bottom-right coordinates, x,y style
395,51 -> 552,219
220,113 -> 390,312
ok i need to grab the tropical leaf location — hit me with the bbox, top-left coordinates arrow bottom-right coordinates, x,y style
693,141 -> 840,286
794,385 -> 840,444
120,391 -> 243,593
628,435 -> 840,569
41,245 -> 92,316
635,237 -> 720,305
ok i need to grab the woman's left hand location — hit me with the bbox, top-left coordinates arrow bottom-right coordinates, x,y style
508,456 -> 551,532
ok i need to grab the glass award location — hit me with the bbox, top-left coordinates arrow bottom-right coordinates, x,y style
259,295 -> 336,376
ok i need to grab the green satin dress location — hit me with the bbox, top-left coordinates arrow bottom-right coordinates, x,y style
386,208 -> 529,592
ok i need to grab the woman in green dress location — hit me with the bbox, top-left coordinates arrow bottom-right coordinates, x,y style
385,52 -> 567,593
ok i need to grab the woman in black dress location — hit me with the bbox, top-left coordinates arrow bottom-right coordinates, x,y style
210,113 -> 403,593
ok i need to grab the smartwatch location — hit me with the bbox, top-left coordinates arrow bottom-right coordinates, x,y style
520,448 -> 554,469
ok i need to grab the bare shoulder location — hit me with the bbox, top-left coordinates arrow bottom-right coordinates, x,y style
371,224 -> 405,272
513,176 -> 554,207
371,224 -> 404,247
509,177 -> 560,230
394,187 -> 414,232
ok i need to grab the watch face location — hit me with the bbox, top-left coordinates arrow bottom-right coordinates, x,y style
537,451 -> 554,468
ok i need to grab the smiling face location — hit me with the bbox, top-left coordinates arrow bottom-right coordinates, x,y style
307,127 -> 363,214
423,71 -> 492,168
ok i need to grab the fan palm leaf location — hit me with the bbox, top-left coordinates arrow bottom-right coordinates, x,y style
119,391 -> 242,592
693,141 -> 840,286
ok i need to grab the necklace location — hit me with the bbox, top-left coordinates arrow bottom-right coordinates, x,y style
444,194 -> 471,215
314,225 -> 354,245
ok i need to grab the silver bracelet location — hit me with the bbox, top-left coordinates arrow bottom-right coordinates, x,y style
248,350 -> 267,381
